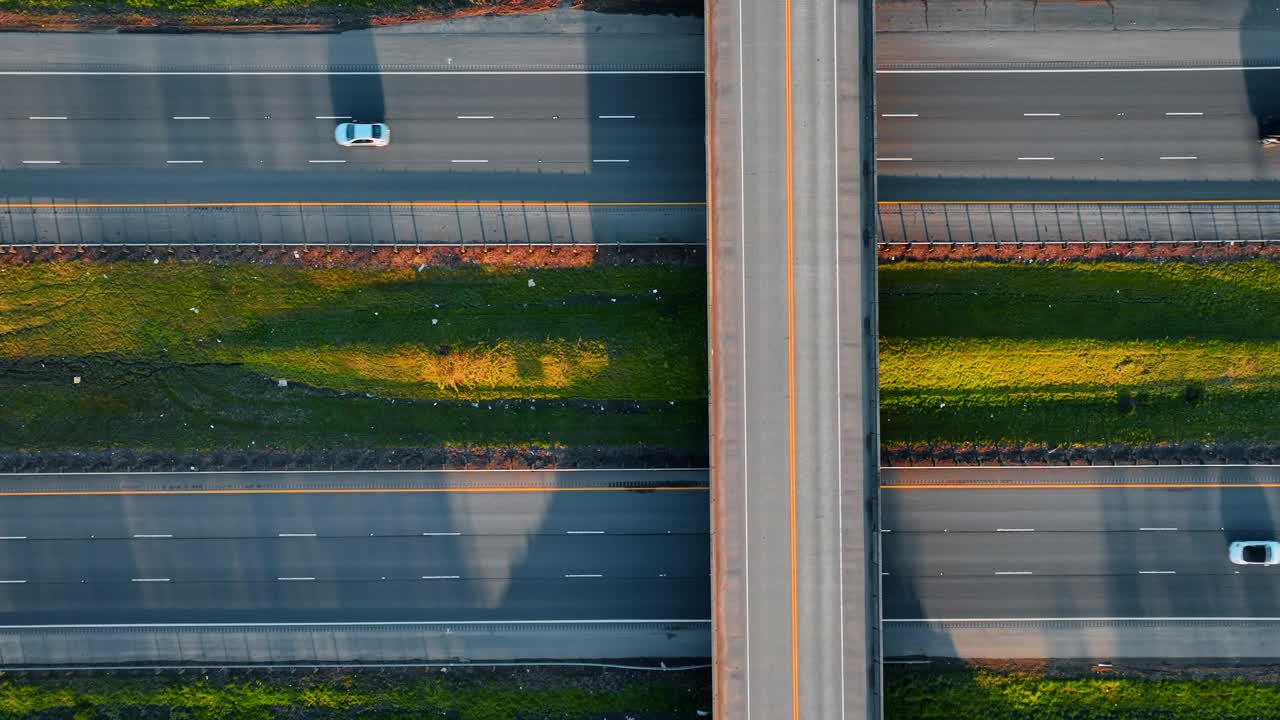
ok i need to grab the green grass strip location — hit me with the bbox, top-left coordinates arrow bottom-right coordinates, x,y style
880,259 -> 1280,341
0,672 -> 710,720
0,262 -> 708,451
888,669 -> 1280,720
879,260 -> 1280,447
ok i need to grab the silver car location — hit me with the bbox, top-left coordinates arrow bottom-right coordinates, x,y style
335,122 -> 390,147
1230,540 -> 1280,566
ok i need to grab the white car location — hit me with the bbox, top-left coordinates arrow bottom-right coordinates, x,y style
335,122 -> 390,147
1230,541 -> 1280,566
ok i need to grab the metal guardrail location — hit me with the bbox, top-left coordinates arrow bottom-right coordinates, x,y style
0,202 -> 707,248
878,202 -> 1280,246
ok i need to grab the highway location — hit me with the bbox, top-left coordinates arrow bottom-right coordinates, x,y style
877,68 -> 1280,201
882,466 -> 1280,620
710,0 -> 879,716
0,471 -> 710,625
0,74 -> 704,203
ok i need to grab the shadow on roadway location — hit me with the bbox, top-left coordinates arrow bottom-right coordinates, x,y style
327,31 -> 386,127
1241,1 -> 1280,138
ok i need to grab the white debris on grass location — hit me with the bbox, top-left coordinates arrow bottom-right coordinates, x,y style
528,278 -> 536,287
72,376 -> 81,384
189,307 -> 199,313
278,379 -> 288,387
432,318 -> 438,325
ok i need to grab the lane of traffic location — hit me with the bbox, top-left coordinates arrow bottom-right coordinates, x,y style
0,478 -> 710,624
884,530 -> 1270,577
883,471 -> 1280,619
0,74 -> 706,202
0,489 -> 709,538
876,68 -> 1280,199
0,534 -> 707,582
1,117 -> 704,168
0,75 -> 704,124
0,578 -> 711,624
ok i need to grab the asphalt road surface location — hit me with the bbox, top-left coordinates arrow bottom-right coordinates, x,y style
882,471 -> 1280,619
0,480 -> 710,625
877,68 -> 1280,201
710,0 -> 877,716
0,74 -> 705,203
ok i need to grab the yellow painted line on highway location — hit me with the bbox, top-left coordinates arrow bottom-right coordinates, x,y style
783,0 -> 800,715
2,201 -> 706,209
0,486 -> 709,498
882,483 -> 1280,490
877,200 -> 1280,206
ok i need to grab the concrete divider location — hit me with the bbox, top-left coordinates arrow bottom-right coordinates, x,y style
879,202 -> 1280,245
0,622 -> 711,666
0,203 -> 705,248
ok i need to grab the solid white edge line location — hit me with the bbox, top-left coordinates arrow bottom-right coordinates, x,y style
882,617 -> 1280,623
881,464 -> 1280,470
0,467 -> 708,477
451,159 -> 488,163
21,160 -> 60,164
881,113 -> 918,117
566,530 -> 606,535
563,574 -> 603,578
877,157 -> 912,161
2,661 -> 713,672
166,160 -> 204,164
457,115 -> 495,119
736,1 -> 752,713
421,575 -> 461,580
598,115 -> 637,119
592,159 -> 630,163
1138,570 -> 1176,574
28,116 -> 66,120
0,71 -> 704,76
994,571 -> 1033,575
277,577 -> 315,581
877,66 -> 1280,74
0,580 -> 26,584
1023,113 -> 1061,117
278,533 -> 316,537
1139,527 -> 1178,531
996,528 -> 1035,532
0,619 -> 712,629
130,578 -> 171,582
0,536 -> 27,540
132,534 -> 173,538
1160,156 -> 1198,160
316,115 -> 352,119
1166,112 -> 1205,116
422,532 -> 462,536
308,159 -> 346,163
172,116 -> 210,120
1017,157 -> 1055,160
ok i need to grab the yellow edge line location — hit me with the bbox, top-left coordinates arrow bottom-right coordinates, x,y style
882,484 -> 1280,490
877,199 -> 1280,206
0,486 -> 710,498
3,201 -> 706,209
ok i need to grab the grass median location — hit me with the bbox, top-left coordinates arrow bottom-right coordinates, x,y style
0,668 -> 712,720
879,260 -> 1280,447
0,261 -> 707,452
887,667 -> 1280,720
